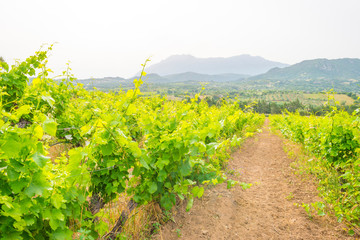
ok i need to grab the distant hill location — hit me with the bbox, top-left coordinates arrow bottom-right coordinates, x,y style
163,72 -> 248,82
246,58 -> 360,91
251,58 -> 360,80
75,77 -> 127,89
145,54 -> 289,76
76,72 -> 247,90
75,58 -> 360,93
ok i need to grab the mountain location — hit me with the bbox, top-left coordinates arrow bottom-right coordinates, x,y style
246,58 -> 360,91
76,58 -> 360,93
75,77 -> 127,89
76,72 -> 245,90
163,72 -> 248,82
145,54 -> 289,76
251,58 -> 360,80
130,72 -> 247,83
132,73 -> 169,83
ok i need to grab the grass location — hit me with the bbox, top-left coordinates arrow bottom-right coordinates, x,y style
237,92 -> 355,106
304,93 -> 354,105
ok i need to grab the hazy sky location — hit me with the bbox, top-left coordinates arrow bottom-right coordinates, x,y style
2,0 -> 360,78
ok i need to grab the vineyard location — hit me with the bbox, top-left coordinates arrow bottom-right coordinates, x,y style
2,48 -> 360,240
0,49 -> 264,239
271,109 -> 360,234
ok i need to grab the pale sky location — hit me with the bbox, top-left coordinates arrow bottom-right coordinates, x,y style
2,0 -> 360,78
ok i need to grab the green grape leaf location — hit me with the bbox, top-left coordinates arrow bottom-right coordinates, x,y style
180,159 -> 191,177
49,218 -> 59,230
43,118 -> 57,136
94,221 -> 109,236
41,95 -> 55,108
101,142 -> 114,156
2,231 -> 22,240
33,125 -> 44,139
139,156 -> 150,169
157,169 -> 167,182
6,167 -> 20,181
156,157 -> 169,169
197,187 -> 204,198
15,105 -> 31,120
2,203 -> 22,221
186,196 -> 194,212
148,182 -> 158,194
2,138 -> 21,158
80,124 -> 93,136
0,196 -> 13,209
126,104 -> 137,115
129,141 -> 142,157
10,159 -> 25,172
52,209 -> 65,221
24,215 -> 36,226
24,172 -> 49,197
240,182 -> 252,190
0,61 -> 9,71
13,219 -> 26,231
51,228 -> 73,240
227,179 -> 238,189
32,152 -> 50,168
51,194 -> 64,209
9,180 -> 28,193
160,193 -> 175,210
66,148 -> 85,172
191,186 -> 204,198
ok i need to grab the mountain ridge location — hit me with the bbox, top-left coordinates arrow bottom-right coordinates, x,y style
245,58 -> 360,91
75,57 -> 360,92
145,54 -> 289,76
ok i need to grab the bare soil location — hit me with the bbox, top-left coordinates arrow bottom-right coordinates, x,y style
153,119 -> 353,240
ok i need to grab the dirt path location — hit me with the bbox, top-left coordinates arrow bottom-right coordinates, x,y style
153,119 -> 352,240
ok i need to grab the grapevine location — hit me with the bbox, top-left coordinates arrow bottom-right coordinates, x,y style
0,49 -> 264,239
270,108 -> 360,231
